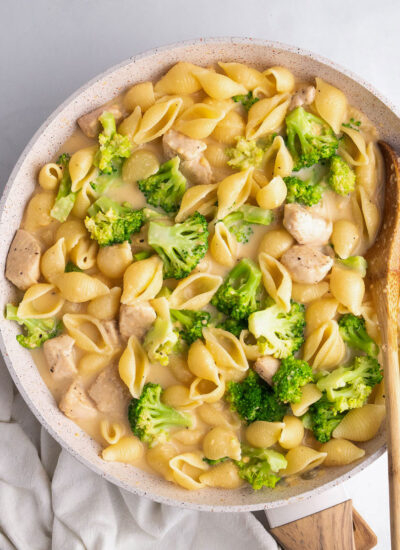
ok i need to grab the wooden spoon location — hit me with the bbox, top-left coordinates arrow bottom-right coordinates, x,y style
366,141 -> 400,550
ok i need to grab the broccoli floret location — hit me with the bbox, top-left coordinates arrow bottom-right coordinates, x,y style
284,175 -> 324,207
286,107 -> 339,170
336,256 -> 368,277
316,355 -> 383,413
138,157 -> 187,213
65,261 -> 82,272
232,91 -> 259,111
217,317 -> 247,338
338,314 -> 379,357
225,370 -> 288,423
226,137 -> 265,170
144,308 -> 178,366
342,118 -> 361,131
148,212 -> 208,279
272,356 -> 314,404
222,205 -> 274,243
85,196 -> 144,247
236,445 -> 287,490
203,457 -> 229,465
328,155 -> 356,196
128,383 -> 192,447
309,396 -> 346,443
5,304 -> 62,349
50,153 -> 77,222
248,301 -> 305,359
133,251 -> 152,262
211,259 -> 262,321
94,112 -> 131,174
170,309 -> 210,345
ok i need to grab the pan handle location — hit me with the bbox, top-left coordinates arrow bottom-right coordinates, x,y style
270,500 -> 377,550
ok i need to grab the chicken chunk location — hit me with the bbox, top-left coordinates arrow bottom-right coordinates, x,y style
43,334 -> 77,382
181,157 -> 214,185
253,356 -> 280,386
59,380 -> 97,420
163,129 -> 207,161
283,204 -> 332,246
78,103 -> 125,138
88,364 -> 130,416
119,302 -> 156,340
5,229 -> 41,290
281,245 -> 333,284
289,86 -> 316,111
102,320 -> 121,349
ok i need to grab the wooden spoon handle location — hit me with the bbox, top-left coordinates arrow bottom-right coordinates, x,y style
270,500 -> 376,550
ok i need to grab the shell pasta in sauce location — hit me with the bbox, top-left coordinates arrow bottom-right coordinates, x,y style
5,60 -> 385,492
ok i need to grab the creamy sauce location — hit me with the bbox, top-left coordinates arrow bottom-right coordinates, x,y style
14,66 -> 384,486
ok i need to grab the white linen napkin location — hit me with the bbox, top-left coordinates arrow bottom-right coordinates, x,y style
0,359 -> 277,550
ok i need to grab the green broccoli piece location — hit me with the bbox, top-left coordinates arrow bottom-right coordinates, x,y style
328,155 -> 356,196
336,256 -> 368,277
236,445 -> 287,490
90,157 -> 124,194
342,118 -> 361,131
272,356 -> 314,404
148,212 -> 208,279
5,304 -> 62,349
144,308 -> 178,366
133,251 -> 153,261
248,301 -> 305,359
338,314 -> 379,357
217,317 -> 247,338
316,355 -> 383,413
309,396 -> 346,443
284,175 -> 324,207
226,137 -> 265,170
50,153 -> 77,222
203,457 -> 229,465
225,370 -> 288,423
128,383 -> 192,447
85,196 -> 144,247
138,157 -> 187,213
222,204 -> 274,243
211,259 -> 262,321
232,91 -> 260,111
286,107 -> 339,170
170,309 -> 210,345
94,112 -> 131,174
65,261 -> 83,273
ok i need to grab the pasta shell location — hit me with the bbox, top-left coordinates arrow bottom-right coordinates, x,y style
63,313 -> 114,354
202,426 -> 241,461
279,416 -> 304,449
17,283 -> 64,319
54,272 -> 109,303
134,98 -> 182,144
199,461 -> 243,489
210,222 -> 238,268
100,419 -> 125,445
291,383 -> 323,417
175,103 -> 226,139
246,93 -> 290,140
189,374 -> 226,404
196,70 -> 247,100
169,273 -> 222,310
258,252 -> 292,312
218,62 -> 267,90
216,168 -> 253,219
319,439 -> 365,466
121,256 -> 163,305
69,146 -> 98,192
303,320 -> 346,371
175,183 -> 218,222
41,238 -> 67,283
245,420 -> 285,449
282,446 -> 327,476
188,340 -> 219,384
169,451 -> 209,490
118,335 -> 149,398
102,436 -> 143,463
203,327 -> 248,381
263,66 -> 295,93
332,404 -> 385,441
314,78 -> 348,134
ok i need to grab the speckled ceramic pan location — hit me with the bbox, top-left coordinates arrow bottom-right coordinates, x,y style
0,38 -> 398,512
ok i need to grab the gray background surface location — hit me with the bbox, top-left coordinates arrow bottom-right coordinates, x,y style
0,0 -> 397,547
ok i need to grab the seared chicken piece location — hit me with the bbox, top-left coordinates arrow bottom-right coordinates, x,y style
163,129 -> 207,161
253,356 -> 280,386
119,302 -> 156,341
289,86 -> 316,111
88,364 -> 130,415
43,334 -> 77,382
283,204 -> 332,246
5,229 -> 41,290
78,103 -> 125,138
281,244 -> 333,284
59,380 -> 97,420
181,157 -> 213,185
